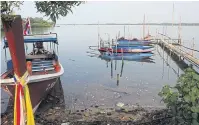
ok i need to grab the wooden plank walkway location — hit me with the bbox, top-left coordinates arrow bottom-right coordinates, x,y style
156,35 -> 199,68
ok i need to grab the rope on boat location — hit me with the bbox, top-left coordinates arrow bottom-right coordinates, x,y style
13,71 -> 35,125
89,46 -> 98,51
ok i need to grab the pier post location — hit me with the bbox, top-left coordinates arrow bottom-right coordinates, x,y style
117,74 -> 119,86
192,38 -> 195,57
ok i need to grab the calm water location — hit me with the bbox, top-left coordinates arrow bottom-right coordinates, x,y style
1,25 -> 199,111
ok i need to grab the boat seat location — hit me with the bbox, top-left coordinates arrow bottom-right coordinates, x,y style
26,54 -> 54,60
31,60 -> 54,72
32,67 -> 54,72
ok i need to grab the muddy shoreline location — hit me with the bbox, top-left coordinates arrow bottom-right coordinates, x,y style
1,82 -> 172,125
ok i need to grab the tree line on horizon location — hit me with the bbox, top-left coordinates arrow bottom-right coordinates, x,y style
57,23 -> 199,26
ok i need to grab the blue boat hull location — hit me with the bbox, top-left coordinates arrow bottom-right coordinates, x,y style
117,40 -> 152,46
118,40 -> 150,42
100,53 -> 153,60
112,45 -> 153,50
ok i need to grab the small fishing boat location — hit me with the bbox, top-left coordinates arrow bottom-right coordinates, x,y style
1,33 -> 64,112
117,37 -> 152,46
99,52 -> 154,60
117,41 -> 152,46
112,45 -> 153,50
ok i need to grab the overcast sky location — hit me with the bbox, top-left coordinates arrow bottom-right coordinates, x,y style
15,1 -> 199,24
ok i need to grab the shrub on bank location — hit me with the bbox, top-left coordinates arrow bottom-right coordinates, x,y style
159,67 -> 199,125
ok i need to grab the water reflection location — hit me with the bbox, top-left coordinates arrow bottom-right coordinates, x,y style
156,44 -> 189,77
95,52 -> 156,86
36,78 -> 65,112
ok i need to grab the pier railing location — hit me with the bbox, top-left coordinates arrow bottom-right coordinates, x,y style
156,34 -> 199,68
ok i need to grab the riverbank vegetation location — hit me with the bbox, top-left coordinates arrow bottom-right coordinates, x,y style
159,67 -> 199,125
23,17 -> 54,27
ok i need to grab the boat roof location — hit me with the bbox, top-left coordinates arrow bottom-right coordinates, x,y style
3,33 -> 58,48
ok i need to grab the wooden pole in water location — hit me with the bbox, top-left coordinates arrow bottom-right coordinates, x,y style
120,58 -> 124,77
117,74 -> 119,86
111,60 -> 113,78
115,60 -> 117,70
121,48 -> 124,63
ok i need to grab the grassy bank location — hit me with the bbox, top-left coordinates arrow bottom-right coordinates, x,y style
1,17 -> 54,31
23,17 -> 54,28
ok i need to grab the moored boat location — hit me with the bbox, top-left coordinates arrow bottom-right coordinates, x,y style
117,41 -> 152,46
98,47 -> 153,53
117,37 -> 152,46
1,33 -> 64,112
112,45 -> 153,50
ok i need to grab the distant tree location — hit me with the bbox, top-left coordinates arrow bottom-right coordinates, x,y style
1,1 -> 83,23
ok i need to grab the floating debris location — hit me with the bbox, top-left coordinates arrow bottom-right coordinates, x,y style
116,102 -> 124,108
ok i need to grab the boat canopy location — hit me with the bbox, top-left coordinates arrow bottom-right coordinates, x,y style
3,33 -> 58,48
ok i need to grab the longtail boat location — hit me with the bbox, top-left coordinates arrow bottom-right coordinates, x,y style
1,16 -> 64,113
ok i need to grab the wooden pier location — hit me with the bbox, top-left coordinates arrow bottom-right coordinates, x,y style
155,34 -> 199,68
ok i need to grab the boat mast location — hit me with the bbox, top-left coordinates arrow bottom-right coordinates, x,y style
124,25 -> 125,38
172,3 -> 174,27
98,21 -> 100,49
178,16 -> 181,44
143,14 -> 145,39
